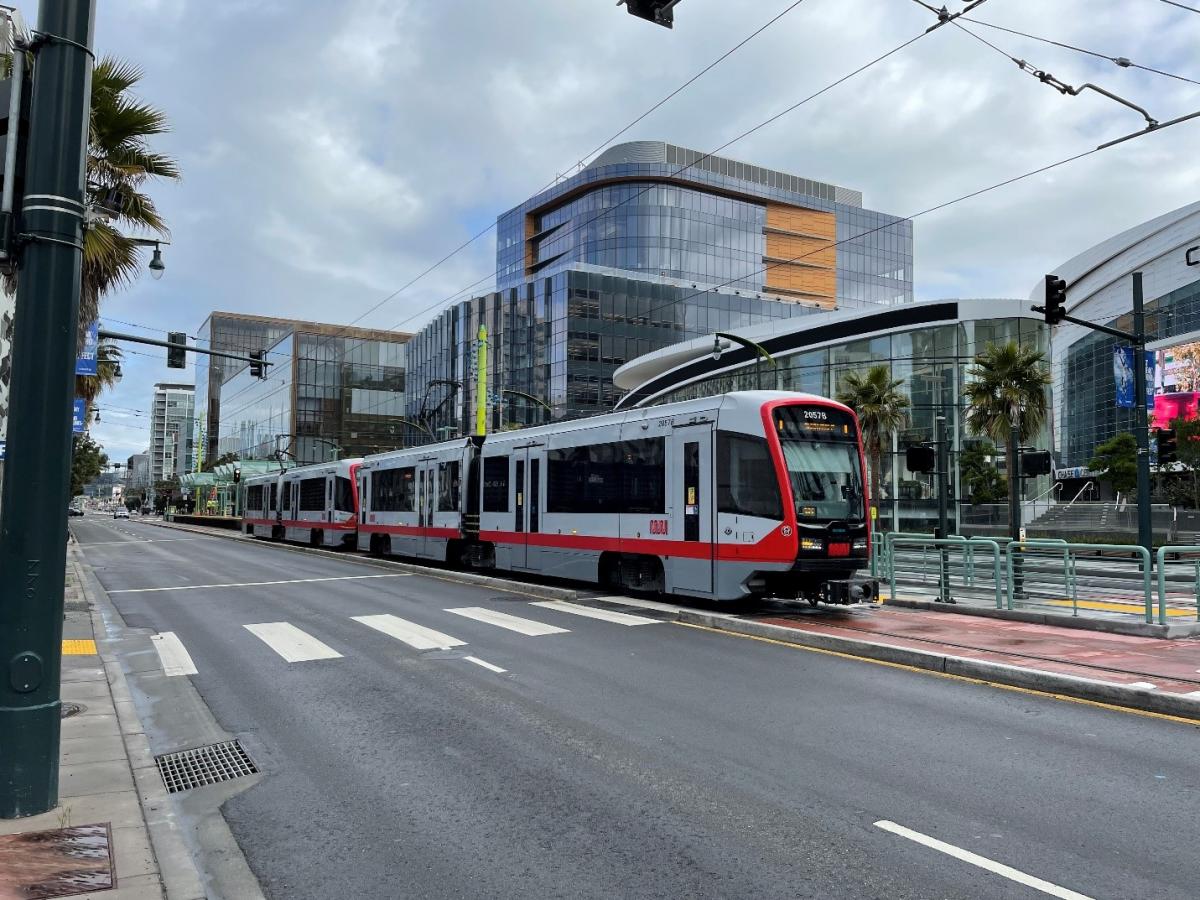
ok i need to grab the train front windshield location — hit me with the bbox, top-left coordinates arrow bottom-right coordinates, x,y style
774,406 -> 865,522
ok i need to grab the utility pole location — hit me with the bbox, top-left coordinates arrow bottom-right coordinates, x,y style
935,413 -> 953,604
0,0 -> 97,818
1132,273 -> 1152,553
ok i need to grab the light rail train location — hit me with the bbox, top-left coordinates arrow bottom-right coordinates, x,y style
240,392 -> 875,603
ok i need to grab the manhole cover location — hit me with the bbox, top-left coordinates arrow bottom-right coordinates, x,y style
155,740 -> 258,794
60,703 -> 85,719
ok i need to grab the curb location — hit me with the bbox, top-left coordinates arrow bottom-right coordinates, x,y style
139,517 -> 581,601
674,609 -> 1200,722
69,546 -> 209,900
884,597 -> 1200,639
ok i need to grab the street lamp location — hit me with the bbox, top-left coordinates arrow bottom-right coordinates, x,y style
712,331 -> 778,390
128,238 -> 169,280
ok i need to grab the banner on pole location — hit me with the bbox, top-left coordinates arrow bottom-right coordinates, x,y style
72,398 -> 86,433
76,322 -> 99,376
1113,347 -> 1155,408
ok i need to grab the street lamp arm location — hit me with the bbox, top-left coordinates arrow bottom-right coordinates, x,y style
500,389 -> 553,412
713,331 -> 777,367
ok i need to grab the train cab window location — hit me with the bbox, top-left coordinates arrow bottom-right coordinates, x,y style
437,461 -> 460,511
299,477 -> 325,512
483,456 -> 509,512
335,477 -> 355,512
717,432 -> 783,520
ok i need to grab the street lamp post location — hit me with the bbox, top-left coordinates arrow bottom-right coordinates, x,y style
712,332 -> 779,390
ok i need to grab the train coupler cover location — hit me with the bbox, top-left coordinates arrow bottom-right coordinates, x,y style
819,575 -> 878,606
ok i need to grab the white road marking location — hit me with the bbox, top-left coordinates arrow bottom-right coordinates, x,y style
78,538 -> 208,547
352,614 -> 465,650
464,656 -> 507,674
1125,682 -> 1157,690
151,632 -> 198,677
445,606 -> 569,636
108,573 -> 411,594
591,594 -> 738,619
244,622 -> 343,663
530,600 -> 661,626
874,820 -> 1094,900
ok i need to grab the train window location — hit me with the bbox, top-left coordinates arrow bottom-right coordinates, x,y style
372,467 -> 415,512
623,438 -> 665,514
246,485 -> 264,511
269,482 -> 277,513
335,477 -> 355,512
437,461 -> 460,511
483,457 -> 509,512
299,477 -> 325,512
717,432 -> 783,520
547,445 -> 588,512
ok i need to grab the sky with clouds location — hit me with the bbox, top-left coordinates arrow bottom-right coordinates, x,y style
30,0 -> 1197,462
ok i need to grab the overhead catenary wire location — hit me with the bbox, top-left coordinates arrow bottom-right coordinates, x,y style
959,15 -> 1200,87
217,21 -> 945,425
193,0 -> 815,420
1157,0 -> 1200,14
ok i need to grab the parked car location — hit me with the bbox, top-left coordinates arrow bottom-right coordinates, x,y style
68,506 -> 84,517
113,508 -> 130,519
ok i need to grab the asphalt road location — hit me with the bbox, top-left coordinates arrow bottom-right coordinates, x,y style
73,515 -> 1200,900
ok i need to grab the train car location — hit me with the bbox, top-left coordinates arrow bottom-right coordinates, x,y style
356,440 -> 477,562
474,391 -> 872,602
242,470 -> 285,539
274,458 -> 363,547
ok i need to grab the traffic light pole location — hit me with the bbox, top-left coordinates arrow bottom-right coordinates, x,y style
0,0 -> 96,819
97,330 -> 272,368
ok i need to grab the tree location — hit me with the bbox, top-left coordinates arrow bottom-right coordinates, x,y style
1090,432 -> 1139,495
836,364 -> 910,512
202,451 -> 239,473
960,442 -> 1007,504
963,341 -> 1051,504
80,57 -> 180,345
70,434 -> 108,497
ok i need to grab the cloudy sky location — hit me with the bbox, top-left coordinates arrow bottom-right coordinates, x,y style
35,0 -> 1198,461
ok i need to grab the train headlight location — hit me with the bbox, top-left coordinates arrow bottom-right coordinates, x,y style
853,538 -> 868,551
801,538 -> 823,551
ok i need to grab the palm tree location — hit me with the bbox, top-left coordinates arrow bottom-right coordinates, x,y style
2,56 -> 179,349
836,364 -> 910,513
82,57 -> 180,344
963,341 -> 1051,505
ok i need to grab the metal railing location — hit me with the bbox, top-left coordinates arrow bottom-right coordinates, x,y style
1007,540 -> 1153,623
885,534 -> 1005,608
1156,545 -> 1200,623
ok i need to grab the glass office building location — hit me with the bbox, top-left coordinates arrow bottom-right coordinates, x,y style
408,140 -> 912,436
149,383 -> 196,483
613,299 -> 1050,534
217,326 -> 409,465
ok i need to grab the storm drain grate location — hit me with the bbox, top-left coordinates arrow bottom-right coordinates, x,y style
155,740 -> 258,794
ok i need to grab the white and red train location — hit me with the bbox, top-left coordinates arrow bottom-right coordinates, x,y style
240,391 -> 875,603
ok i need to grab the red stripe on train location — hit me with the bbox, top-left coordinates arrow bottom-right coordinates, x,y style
359,524 -> 460,539
478,527 -> 795,563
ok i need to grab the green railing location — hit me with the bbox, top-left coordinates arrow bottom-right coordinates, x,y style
886,534 -> 1004,608
1156,546 -> 1200,623
1006,541 -> 1154,623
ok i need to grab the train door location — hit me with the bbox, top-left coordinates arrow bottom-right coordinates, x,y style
671,423 -> 714,595
288,479 -> 299,539
326,474 -> 334,527
511,447 -> 540,570
417,458 -> 437,558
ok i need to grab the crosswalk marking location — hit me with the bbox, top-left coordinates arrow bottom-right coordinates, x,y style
530,600 -> 661,626
151,632 -> 198,676
352,614 -> 466,650
464,656 -> 507,674
445,606 -> 569,636
244,622 -> 343,663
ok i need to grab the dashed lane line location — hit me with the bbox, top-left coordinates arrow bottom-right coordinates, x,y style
874,820 -> 1093,899
463,656 -> 507,674
352,614 -> 465,650
446,606 -> 569,636
244,622 -> 343,663
530,599 -> 661,626
108,573 -> 412,593
151,632 -> 198,677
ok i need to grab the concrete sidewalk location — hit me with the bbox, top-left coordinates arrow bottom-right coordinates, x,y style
0,544 -> 205,900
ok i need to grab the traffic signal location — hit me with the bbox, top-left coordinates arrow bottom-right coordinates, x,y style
1020,450 -> 1053,476
906,444 -> 936,474
621,0 -> 679,28
166,331 -> 186,369
1043,274 -> 1067,325
1157,428 -> 1178,465
249,350 -> 264,379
